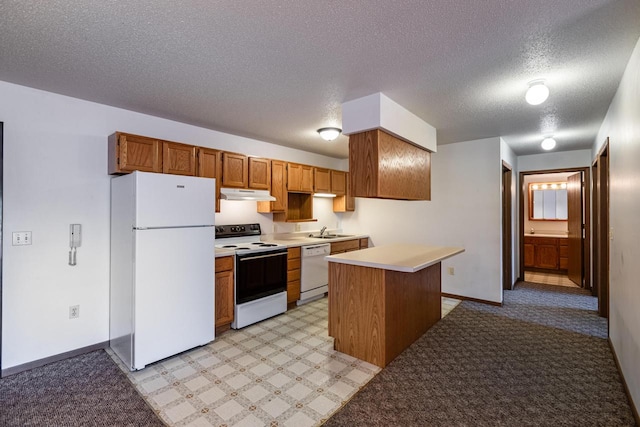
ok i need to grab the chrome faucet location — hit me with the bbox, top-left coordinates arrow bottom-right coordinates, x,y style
319,226 -> 327,236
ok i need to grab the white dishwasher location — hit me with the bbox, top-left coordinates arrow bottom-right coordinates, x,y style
299,243 -> 331,305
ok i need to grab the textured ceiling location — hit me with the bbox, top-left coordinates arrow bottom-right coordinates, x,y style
1,1 -> 639,158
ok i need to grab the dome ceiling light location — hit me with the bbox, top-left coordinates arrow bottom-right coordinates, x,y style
317,127 -> 342,141
541,137 -> 556,150
525,80 -> 549,105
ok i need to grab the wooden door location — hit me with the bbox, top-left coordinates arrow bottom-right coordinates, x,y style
222,152 -> 248,188
111,133 -> 162,173
502,162 -> 513,290
567,172 -> 583,285
197,147 -> 221,212
248,157 -> 270,190
595,141 -> 609,318
163,142 -> 196,176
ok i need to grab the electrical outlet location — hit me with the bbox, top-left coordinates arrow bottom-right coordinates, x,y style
69,305 -> 80,319
12,231 -> 32,246
448,267 -> 455,276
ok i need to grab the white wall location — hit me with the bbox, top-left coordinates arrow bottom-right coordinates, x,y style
518,150 -> 592,172
0,80 -> 345,370
342,137 -> 503,303
593,36 -> 640,412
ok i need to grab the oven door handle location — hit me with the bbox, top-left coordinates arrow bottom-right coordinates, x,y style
238,252 -> 287,262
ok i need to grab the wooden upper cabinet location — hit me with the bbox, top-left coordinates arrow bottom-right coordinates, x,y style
314,168 -> 331,193
257,160 -> 286,213
163,142 -> 196,176
248,157 -> 271,190
197,147 -> 222,212
288,163 -> 314,193
330,170 -> 346,196
333,172 -> 355,212
349,129 -> 431,200
108,132 -> 162,174
222,152 -> 248,188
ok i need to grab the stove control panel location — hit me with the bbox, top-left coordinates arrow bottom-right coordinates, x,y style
216,223 -> 262,238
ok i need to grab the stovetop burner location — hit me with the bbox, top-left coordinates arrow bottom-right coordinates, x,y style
215,223 -> 283,254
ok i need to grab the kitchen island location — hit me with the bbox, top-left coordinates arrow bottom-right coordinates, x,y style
327,244 -> 464,367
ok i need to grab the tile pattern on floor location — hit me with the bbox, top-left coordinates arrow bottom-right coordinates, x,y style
109,296 -> 461,427
524,271 -> 579,288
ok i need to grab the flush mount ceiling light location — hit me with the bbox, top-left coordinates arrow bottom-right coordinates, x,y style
317,127 -> 342,141
525,80 -> 549,105
541,137 -> 556,150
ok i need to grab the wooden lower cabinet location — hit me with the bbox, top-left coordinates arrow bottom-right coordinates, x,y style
215,256 -> 234,334
330,239 -> 361,255
287,247 -> 301,306
524,236 -> 567,272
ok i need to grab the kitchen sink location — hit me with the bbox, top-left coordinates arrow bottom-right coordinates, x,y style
308,234 -> 355,239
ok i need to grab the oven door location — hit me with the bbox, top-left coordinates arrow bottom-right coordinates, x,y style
236,248 -> 288,304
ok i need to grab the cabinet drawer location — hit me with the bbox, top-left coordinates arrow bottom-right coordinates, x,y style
288,268 -> 301,282
288,258 -> 301,271
215,256 -> 234,273
331,239 -> 360,254
288,247 -> 301,260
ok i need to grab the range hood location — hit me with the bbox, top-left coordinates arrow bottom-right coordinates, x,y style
220,187 -> 276,202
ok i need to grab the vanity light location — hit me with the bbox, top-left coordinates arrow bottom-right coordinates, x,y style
560,183 -> 567,189
541,137 -> 556,150
541,184 -> 548,189
551,183 -> 558,189
525,80 -> 549,105
532,184 -> 539,190
317,127 -> 342,141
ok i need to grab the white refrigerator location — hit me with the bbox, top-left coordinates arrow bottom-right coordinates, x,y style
110,171 -> 216,371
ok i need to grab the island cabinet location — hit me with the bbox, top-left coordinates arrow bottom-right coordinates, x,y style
349,129 -> 431,200
196,147 -> 222,212
287,247 -> 301,307
327,244 -> 464,368
524,236 -> 568,271
214,256 -> 234,334
330,239 -> 361,254
108,132 -> 163,174
257,160 -> 286,213
314,168 -> 331,193
287,163 -> 314,193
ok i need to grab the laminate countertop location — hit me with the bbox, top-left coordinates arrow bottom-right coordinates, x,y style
326,243 -> 464,273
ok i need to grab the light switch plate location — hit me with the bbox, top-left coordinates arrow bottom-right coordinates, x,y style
12,231 -> 32,246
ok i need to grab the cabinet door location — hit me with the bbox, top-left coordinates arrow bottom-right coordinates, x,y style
215,270 -> 234,327
333,172 -> 355,212
287,163 -> 302,191
536,244 -> 558,269
258,160 -> 286,213
197,148 -> 221,212
331,170 -> 346,196
111,133 -> 162,174
287,247 -> 301,304
314,168 -> 331,193
524,243 -> 535,267
248,157 -> 271,190
163,142 -> 196,176
300,165 -> 314,192
222,152 -> 248,188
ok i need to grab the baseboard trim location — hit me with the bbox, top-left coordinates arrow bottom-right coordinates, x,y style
441,292 -> 502,307
608,338 -> 640,425
1,341 -> 109,378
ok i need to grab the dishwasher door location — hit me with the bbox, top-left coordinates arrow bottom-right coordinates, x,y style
299,243 -> 331,304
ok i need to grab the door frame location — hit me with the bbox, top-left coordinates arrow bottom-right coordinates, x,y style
518,166 -> 591,290
592,139 -> 609,318
502,161 -> 513,290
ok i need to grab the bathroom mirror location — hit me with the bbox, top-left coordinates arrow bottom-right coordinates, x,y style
529,182 -> 568,220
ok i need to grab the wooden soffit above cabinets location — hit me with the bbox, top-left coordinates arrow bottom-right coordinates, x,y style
342,93 -> 435,201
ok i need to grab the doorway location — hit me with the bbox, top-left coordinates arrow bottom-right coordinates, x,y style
502,161 -> 513,290
519,167 -> 591,291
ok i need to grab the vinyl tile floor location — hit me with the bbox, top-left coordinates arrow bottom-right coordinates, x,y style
524,271 -> 580,288
109,296 -> 461,427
